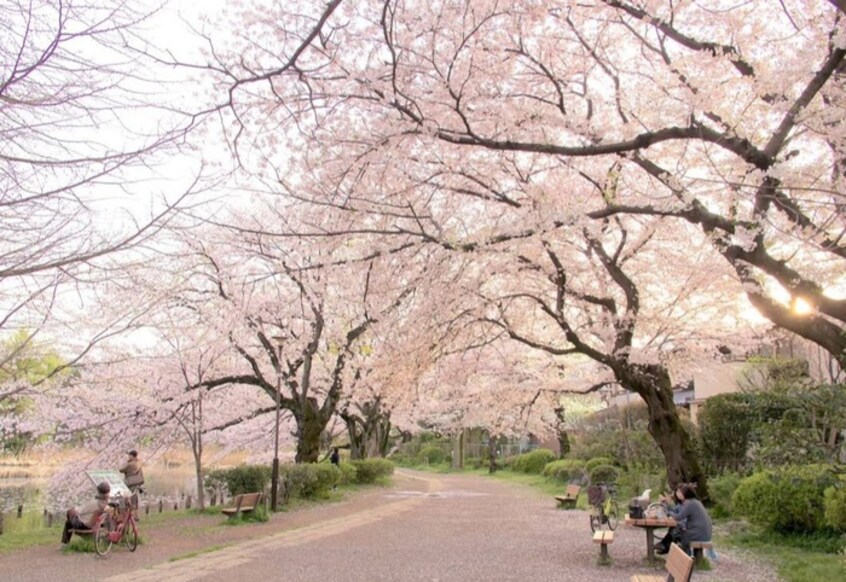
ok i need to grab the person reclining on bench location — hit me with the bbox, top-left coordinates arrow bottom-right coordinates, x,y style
61,481 -> 111,544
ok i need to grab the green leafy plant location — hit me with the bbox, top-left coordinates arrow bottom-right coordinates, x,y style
417,445 -> 447,465
512,449 -> 556,474
350,459 -> 394,483
542,459 -> 587,483
206,465 -> 271,496
733,464 -> 840,533
589,464 -> 620,485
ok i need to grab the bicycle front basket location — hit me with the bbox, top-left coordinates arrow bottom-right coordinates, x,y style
587,485 -> 606,506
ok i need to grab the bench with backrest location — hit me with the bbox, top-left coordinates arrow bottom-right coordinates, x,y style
554,484 -> 581,508
221,492 -> 263,519
592,530 -> 614,564
631,543 -> 694,582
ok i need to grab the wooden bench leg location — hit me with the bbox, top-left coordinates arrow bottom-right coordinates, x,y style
597,542 -> 612,566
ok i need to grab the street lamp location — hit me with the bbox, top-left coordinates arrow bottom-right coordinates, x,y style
271,335 -> 285,512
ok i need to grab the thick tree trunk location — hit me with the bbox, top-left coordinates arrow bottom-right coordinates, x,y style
616,362 -> 708,500
451,430 -> 465,469
295,399 -> 326,463
557,430 -> 571,459
345,416 -> 366,460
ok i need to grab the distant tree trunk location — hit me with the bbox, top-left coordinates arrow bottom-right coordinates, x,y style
451,430 -> 465,469
554,407 -> 570,458
340,398 -> 392,459
487,433 -> 498,474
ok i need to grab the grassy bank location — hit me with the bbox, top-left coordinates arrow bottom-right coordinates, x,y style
726,527 -> 846,582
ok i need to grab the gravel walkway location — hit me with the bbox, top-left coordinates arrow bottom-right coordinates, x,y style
1,469 -> 780,582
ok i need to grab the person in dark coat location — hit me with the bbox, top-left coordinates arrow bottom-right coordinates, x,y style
656,483 -> 712,555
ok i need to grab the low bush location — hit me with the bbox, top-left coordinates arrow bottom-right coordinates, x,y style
350,458 -> 394,484
823,482 -> 846,530
337,462 -> 358,486
388,452 -> 413,467
733,464 -> 840,533
585,457 -> 614,473
542,459 -> 587,483
708,472 -> 743,519
280,463 -> 339,500
512,449 -> 557,474
206,464 -> 271,496
589,464 -> 620,485
225,504 -> 269,525
418,445 -> 447,465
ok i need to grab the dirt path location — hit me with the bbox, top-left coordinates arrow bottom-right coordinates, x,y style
2,470 -> 779,582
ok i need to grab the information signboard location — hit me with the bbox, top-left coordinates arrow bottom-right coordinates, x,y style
85,470 -> 132,497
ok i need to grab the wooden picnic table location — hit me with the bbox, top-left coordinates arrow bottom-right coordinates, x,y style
625,516 -> 677,563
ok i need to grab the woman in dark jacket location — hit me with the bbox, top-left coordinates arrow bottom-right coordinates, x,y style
657,483 -> 712,555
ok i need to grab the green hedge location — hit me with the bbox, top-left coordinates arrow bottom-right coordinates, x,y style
350,459 -> 395,484
585,457 -> 614,473
733,464 -> 840,533
206,464 -> 271,496
542,459 -> 587,483
338,462 -> 358,486
824,482 -> 846,530
418,445 -> 447,465
512,449 -> 557,474
280,463 -> 340,500
707,472 -> 743,519
589,464 -> 620,484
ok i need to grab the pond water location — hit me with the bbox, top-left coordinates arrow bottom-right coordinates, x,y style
0,477 -> 47,513
0,462 -> 201,513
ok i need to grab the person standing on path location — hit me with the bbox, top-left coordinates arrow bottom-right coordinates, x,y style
120,449 -> 144,515
120,449 -> 144,492
330,447 -> 340,489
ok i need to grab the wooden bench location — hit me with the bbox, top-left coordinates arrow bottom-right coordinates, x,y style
690,540 -> 714,566
554,484 -> 581,508
631,543 -> 694,582
592,530 -> 614,565
221,492 -> 263,519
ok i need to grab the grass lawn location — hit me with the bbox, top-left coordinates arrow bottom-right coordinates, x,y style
726,526 -> 846,582
0,511 -> 61,553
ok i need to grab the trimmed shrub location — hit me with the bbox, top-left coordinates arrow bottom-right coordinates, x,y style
388,452 -> 413,467
512,449 -> 557,474
585,457 -> 614,473
418,445 -> 447,465
206,464 -> 271,496
280,463 -> 339,500
707,472 -> 743,519
351,458 -> 395,484
543,459 -> 588,484
589,464 -> 620,484
337,462 -> 358,486
733,464 -> 840,532
824,483 -> 846,531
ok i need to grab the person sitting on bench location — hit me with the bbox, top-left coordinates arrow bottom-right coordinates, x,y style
61,481 -> 111,544
656,483 -> 711,555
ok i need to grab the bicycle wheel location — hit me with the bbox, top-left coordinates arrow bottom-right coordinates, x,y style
606,500 -> 620,530
122,520 -> 138,552
589,511 -> 600,533
94,515 -> 113,556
